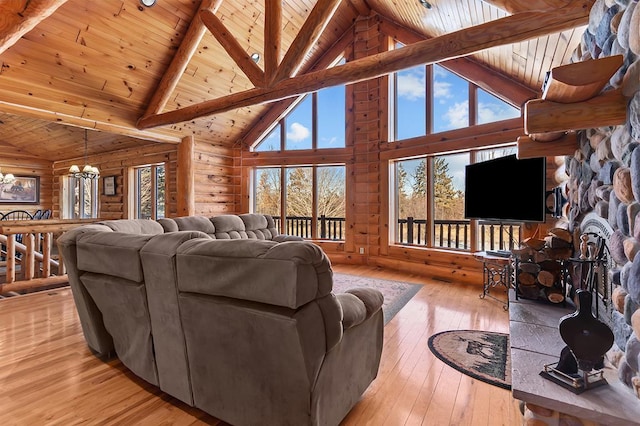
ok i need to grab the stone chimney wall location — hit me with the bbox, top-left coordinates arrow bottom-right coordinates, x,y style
564,0 -> 640,398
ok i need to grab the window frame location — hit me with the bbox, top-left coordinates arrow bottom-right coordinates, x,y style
131,163 -> 166,220
252,163 -> 346,241
61,175 -> 99,219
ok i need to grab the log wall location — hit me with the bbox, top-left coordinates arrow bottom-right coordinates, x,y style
52,143 -> 179,220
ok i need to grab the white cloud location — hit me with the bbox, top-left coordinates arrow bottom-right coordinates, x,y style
477,102 -> 520,123
445,101 -> 469,128
433,80 -> 453,101
286,122 -> 310,142
397,70 -> 426,101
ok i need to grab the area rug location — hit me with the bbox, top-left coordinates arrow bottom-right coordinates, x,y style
332,273 -> 422,325
428,330 -> 511,390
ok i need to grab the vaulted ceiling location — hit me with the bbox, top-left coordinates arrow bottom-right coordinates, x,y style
0,0 -> 590,162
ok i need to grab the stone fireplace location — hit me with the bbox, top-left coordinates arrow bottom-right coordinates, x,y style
560,0 -> 640,401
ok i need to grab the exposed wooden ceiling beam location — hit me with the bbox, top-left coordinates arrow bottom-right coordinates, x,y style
347,0 -> 372,16
264,0 -> 282,83
200,9 -> 265,87
481,0 -> 577,14
271,0 -> 343,85
137,2 -> 590,130
0,0 -> 69,55
0,100 -> 181,144
142,0 -> 224,118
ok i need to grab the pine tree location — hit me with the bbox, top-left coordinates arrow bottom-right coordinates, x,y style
433,157 -> 458,219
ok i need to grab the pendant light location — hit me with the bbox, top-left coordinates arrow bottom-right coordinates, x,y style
69,129 -> 100,179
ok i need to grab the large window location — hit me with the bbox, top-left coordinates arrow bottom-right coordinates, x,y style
392,147 -> 521,251
253,84 -> 346,151
62,176 -> 99,219
253,165 -> 345,240
390,44 -> 519,141
134,164 -> 165,220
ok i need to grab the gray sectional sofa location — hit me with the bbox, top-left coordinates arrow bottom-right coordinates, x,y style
57,214 -> 384,426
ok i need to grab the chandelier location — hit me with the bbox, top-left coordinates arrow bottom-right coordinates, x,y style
69,129 -> 100,179
0,168 -> 15,184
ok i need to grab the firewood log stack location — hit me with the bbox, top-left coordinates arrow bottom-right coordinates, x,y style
513,227 -> 573,303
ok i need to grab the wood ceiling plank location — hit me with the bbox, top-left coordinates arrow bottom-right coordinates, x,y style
481,0 -> 577,13
139,3 -> 589,129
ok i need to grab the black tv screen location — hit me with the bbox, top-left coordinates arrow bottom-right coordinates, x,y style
464,155 -> 546,222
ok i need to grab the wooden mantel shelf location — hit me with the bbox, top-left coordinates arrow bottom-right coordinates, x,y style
509,291 -> 640,425
541,55 -> 624,103
518,55 -> 626,159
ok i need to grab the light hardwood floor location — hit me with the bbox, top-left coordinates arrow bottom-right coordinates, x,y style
0,264 -> 522,425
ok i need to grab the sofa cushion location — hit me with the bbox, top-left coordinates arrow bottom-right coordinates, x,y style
176,239 -> 332,308
98,219 -> 164,234
157,218 -> 179,233
240,213 -> 272,239
77,232 -> 156,282
175,216 -> 216,234
211,214 -> 248,239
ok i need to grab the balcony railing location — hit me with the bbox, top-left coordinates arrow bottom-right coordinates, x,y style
273,215 -> 345,240
272,215 -> 520,251
397,217 -> 521,251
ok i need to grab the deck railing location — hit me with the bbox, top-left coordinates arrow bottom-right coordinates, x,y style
273,215 -> 346,240
397,217 -> 521,251
272,215 -> 520,251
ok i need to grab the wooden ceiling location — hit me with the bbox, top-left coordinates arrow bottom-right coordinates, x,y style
0,0 -> 589,162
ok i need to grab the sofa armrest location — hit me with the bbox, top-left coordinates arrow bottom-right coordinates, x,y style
336,288 -> 384,330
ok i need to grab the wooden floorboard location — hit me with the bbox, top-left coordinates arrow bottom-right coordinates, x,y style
0,264 -> 521,425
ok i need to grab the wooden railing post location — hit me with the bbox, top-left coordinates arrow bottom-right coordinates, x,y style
42,232 -> 52,277
6,234 -> 15,284
407,217 -> 414,244
24,233 -> 35,280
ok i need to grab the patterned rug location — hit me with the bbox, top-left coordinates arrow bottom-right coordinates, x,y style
428,330 -> 511,390
332,273 -> 422,325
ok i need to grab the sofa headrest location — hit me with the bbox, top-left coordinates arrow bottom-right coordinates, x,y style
175,239 -> 333,309
57,224 -> 115,249
157,218 -> 179,233
161,216 -> 216,235
98,219 -> 164,235
76,231 -> 157,282
210,215 -> 248,239
240,214 -> 273,240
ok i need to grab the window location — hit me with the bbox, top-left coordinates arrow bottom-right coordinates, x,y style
61,176 -> 99,219
432,65 -> 469,133
390,45 -> 520,141
253,165 -> 346,240
253,71 -> 346,151
134,164 -> 165,220
392,148 -> 526,251
432,152 -> 469,249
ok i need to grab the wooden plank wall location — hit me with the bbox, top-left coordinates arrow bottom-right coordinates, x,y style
52,143 -> 180,220
0,144 -> 53,216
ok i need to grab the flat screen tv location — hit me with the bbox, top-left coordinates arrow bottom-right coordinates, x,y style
464,154 -> 546,222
